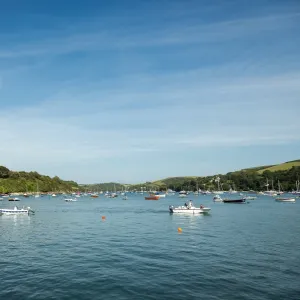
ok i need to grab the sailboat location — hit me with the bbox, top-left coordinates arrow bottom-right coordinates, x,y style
228,183 -> 238,194
35,181 -> 40,198
292,180 -> 300,195
264,179 -> 277,196
214,177 -> 224,194
277,180 -> 284,195
194,182 -> 199,195
110,184 -> 118,198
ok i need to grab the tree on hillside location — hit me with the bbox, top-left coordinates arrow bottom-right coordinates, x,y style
0,166 -> 10,178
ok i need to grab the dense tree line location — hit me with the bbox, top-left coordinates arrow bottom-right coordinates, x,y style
126,167 -> 300,192
0,166 -> 78,193
156,167 -> 300,192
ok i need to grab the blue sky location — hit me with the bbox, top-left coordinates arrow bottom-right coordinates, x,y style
0,0 -> 300,183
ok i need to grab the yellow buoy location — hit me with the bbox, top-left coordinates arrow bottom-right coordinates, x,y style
178,227 -> 182,233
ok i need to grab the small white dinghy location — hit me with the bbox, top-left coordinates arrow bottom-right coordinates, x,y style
0,206 -> 34,215
275,198 -> 296,203
169,203 -> 211,214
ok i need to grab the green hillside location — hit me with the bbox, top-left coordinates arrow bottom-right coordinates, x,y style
152,176 -> 199,187
146,159 -> 300,192
82,159 -> 300,193
242,165 -> 274,172
257,160 -> 300,174
0,166 -> 78,193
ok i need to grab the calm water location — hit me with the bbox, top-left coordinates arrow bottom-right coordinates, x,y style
1,194 -> 300,300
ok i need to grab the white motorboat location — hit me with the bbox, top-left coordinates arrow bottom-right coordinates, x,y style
244,196 -> 257,200
275,198 -> 296,203
179,194 -> 187,198
213,195 -> 223,202
65,198 -> 77,202
0,206 -> 34,215
169,204 -> 211,214
156,194 -> 166,198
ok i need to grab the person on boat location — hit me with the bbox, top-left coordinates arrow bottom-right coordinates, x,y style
200,205 -> 204,209
184,202 -> 188,207
188,200 -> 193,208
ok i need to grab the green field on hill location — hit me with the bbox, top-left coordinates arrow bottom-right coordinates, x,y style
257,160 -> 300,174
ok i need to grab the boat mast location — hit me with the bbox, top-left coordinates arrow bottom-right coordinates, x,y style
265,178 -> 269,191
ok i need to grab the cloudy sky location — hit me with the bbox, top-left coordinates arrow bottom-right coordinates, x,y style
0,0 -> 299,183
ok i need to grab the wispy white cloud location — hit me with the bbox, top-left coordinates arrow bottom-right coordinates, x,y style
1,71 -> 299,177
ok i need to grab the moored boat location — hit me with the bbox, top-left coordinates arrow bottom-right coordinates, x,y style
108,193 -> 118,198
169,204 -> 211,214
65,198 -> 77,202
223,198 -> 246,203
213,195 -> 223,202
145,194 -> 159,200
156,193 -> 166,198
275,197 -> 296,203
8,197 -> 20,201
0,206 -> 35,215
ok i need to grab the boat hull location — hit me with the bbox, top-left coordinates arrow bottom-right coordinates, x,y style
0,208 -> 31,215
275,198 -> 295,202
223,198 -> 246,203
169,206 -> 211,214
0,210 -> 29,215
145,196 -> 159,200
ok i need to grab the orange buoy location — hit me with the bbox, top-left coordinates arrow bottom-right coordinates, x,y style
102,216 -> 106,220
178,227 -> 182,233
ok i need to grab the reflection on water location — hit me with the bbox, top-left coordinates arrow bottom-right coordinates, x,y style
0,215 -> 32,239
169,212 -> 208,229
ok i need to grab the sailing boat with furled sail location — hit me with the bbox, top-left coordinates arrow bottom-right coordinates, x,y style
35,181 -> 40,198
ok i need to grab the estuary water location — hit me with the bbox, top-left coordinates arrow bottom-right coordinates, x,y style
1,194 -> 300,300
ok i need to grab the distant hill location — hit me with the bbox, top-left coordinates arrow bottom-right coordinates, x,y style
80,182 -> 128,192
81,159 -> 300,192
257,160 -> 300,174
145,159 -> 300,191
241,165 -> 275,172
152,176 -> 199,187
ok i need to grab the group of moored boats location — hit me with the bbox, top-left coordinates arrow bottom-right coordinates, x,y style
213,194 -> 296,203
1,190 -> 297,217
